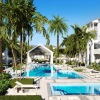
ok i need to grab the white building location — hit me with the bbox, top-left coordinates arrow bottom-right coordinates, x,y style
86,19 -> 100,65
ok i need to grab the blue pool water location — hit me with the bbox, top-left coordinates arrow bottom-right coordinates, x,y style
23,64 -> 83,78
23,64 -> 54,77
53,71 -> 83,79
50,83 -> 100,95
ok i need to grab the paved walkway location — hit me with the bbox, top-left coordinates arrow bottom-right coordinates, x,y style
6,65 -> 100,100
6,76 -> 100,100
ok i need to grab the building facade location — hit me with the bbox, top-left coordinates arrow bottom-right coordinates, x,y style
86,19 -> 100,65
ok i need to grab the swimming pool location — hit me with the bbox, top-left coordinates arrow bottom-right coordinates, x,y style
23,64 -> 83,79
23,64 -> 54,77
50,83 -> 100,95
53,70 -> 83,79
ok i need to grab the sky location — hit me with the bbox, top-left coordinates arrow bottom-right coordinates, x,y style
30,0 -> 100,46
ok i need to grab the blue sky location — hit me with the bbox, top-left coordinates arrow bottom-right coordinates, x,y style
30,0 -> 100,46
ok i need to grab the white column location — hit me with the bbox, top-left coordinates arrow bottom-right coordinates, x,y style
90,40 -> 94,63
27,52 -> 32,64
86,43 -> 89,66
91,86 -> 94,94
83,53 -> 86,63
50,52 -> 53,64
51,65 -> 53,77
27,68 -> 30,78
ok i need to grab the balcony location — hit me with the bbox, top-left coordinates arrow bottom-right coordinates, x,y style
94,49 -> 100,54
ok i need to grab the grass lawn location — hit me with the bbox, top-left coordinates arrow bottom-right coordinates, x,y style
10,78 -> 34,88
0,95 -> 42,100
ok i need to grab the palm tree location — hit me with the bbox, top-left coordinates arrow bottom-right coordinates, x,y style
2,0 -> 49,75
3,0 -> 36,75
61,34 -> 77,65
61,24 -> 95,66
62,34 -> 77,57
0,0 -> 3,72
3,31 -> 19,78
49,16 -> 68,57
71,24 -> 96,63
32,12 -> 49,45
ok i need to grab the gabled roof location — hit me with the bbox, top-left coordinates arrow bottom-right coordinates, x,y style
27,44 -> 53,55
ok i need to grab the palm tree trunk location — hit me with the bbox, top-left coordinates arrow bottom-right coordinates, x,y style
20,26 -> 24,79
57,34 -> 59,57
0,38 -> 2,72
12,48 -> 17,79
0,0 -> 2,72
28,34 -> 29,51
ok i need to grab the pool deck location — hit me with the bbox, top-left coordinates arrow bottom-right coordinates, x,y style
6,65 -> 100,100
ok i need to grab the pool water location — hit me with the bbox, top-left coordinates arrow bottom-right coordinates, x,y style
53,71 -> 83,79
23,64 -> 54,77
23,64 -> 83,79
50,83 -> 100,95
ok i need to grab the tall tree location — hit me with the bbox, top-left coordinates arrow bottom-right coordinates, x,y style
61,24 -> 95,66
71,24 -> 95,63
32,12 -> 49,45
61,34 -> 77,57
49,16 -> 68,57
4,0 -> 36,74
0,0 -> 2,72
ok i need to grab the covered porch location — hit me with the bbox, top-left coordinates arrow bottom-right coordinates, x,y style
27,44 -> 53,64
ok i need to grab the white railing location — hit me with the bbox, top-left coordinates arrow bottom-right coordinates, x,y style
94,49 -> 100,54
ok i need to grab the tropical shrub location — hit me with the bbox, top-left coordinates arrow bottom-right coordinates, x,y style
0,73 -> 10,95
12,63 -> 24,70
87,63 -> 100,71
0,79 -> 9,95
66,60 -> 76,65
0,73 -> 11,79
74,68 -> 84,72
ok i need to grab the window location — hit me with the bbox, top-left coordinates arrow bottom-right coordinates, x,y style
98,19 -> 100,22
94,43 -> 100,49
91,23 -> 93,28
94,23 -> 98,27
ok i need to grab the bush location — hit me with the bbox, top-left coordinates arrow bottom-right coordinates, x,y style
2,73 -> 11,79
87,63 -> 100,71
66,60 -> 76,65
12,64 -> 22,70
0,73 -> 10,95
0,95 -> 42,100
74,68 -> 84,72
0,73 -> 11,80
71,61 -> 76,65
0,80 -> 9,95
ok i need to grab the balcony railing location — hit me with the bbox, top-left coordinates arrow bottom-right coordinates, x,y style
94,49 -> 100,54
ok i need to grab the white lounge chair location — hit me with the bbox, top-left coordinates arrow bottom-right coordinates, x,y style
90,72 -> 96,76
90,70 -> 100,76
15,81 -> 39,89
34,77 -> 42,83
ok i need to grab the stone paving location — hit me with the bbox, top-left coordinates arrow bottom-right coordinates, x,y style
6,65 -> 100,100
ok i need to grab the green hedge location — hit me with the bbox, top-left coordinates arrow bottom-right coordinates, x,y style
0,95 -> 42,100
10,78 -> 34,88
